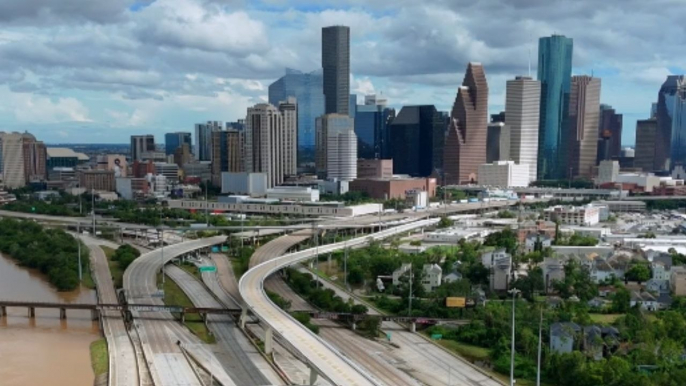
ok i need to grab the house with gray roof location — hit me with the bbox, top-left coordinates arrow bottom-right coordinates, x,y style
550,322 -> 581,354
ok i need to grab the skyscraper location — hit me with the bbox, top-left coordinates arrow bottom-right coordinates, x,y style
444,62 -> 489,185
165,132 -> 192,156
486,123 -> 511,163
537,35 -> 573,180
505,76 -> 541,182
635,118 -> 658,172
354,94 -> 395,159
268,69 -> 324,162
669,78 -> 686,169
315,114 -> 357,181
130,135 -> 155,161
389,105 -> 446,177
244,99 -> 297,188
322,26 -> 350,115
567,75 -> 601,179
211,129 -> 243,186
597,104 -> 623,163
195,121 -> 221,162
655,76 -> 683,171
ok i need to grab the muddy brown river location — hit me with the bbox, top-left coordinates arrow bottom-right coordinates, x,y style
0,253 -> 100,386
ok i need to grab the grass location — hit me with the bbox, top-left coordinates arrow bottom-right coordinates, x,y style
589,313 -> 623,324
102,245 -> 124,289
179,262 -> 202,281
430,337 -> 490,362
231,257 -> 245,281
89,338 -> 108,376
159,273 -> 216,344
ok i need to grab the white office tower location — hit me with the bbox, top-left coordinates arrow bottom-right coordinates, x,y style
245,98 -> 297,188
505,76 -> 541,182
316,114 -> 357,181
478,161 -> 530,187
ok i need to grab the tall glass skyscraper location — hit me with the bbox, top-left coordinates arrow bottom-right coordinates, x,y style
354,94 -> 395,159
537,35 -> 573,180
669,77 -> 686,169
164,132 -> 192,155
269,68 -> 324,163
389,105 -> 446,177
322,26 -> 350,116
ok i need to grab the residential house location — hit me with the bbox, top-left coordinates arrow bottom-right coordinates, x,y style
645,278 -> 669,294
481,248 -> 511,267
443,271 -> 463,284
657,293 -> 673,310
543,258 -> 566,293
546,296 -> 564,309
598,286 -> 617,298
550,322 -> 581,354
524,234 -> 552,253
421,264 -> 443,292
584,326 -> 619,360
587,297 -> 608,310
671,266 -> 686,296
590,259 -> 616,283
517,219 -> 557,243
392,263 -> 412,286
630,291 -> 658,311
490,255 -> 512,292
649,254 -> 672,293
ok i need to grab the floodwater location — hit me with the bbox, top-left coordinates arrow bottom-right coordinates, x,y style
0,254 -> 100,386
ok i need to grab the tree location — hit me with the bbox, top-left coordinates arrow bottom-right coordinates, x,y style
350,304 -> 368,315
437,216 -> 454,229
358,315 -> 381,338
611,287 -> 631,313
347,267 -> 364,285
625,264 -> 650,283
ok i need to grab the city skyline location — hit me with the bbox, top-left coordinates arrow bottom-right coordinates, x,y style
0,0 -> 682,145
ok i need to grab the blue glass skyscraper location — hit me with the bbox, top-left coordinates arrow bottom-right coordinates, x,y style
354,95 -> 395,159
537,35 -> 573,180
268,68 -> 324,164
668,76 -> 686,169
164,132 -> 192,155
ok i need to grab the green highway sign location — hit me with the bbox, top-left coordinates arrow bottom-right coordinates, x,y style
431,334 -> 443,340
199,266 -> 216,272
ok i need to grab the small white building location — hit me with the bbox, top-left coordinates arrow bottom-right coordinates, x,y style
266,186 -> 320,202
477,161 -> 530,187
221,172 -> 268,196
543,205 -> 600,226
562,226 -> 610,239
392,263 -> 412,286
481,248 -> 511,268
524,234 -> 552,253
421,264 -> 442,292
443,272 -> 463,284
597,160 -> 620,185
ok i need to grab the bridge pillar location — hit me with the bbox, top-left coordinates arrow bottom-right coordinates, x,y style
264,326 -> 273,355
28,307 -> 35,318
351,322 -> 357,331
410,322 -> 416,333
91,309 -> 100,321
0,306 -> 6,317
308,363 -> 318,385
180,312 -> 185,324
239,307 -> 248,329
59,308 -> 67,320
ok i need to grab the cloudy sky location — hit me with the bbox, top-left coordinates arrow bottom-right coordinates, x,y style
0,0 -> 683,145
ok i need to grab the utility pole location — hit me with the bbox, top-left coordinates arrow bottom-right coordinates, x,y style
161,228 -> 165,285
408,263 -> 413,316
344,240 -> 348,290
509,288 -> 521,386
77,222 -> 82,282
91,188 -> 96,235
205,182 -> 209,227
536,307 -> 543,386
315,225 -> 320,289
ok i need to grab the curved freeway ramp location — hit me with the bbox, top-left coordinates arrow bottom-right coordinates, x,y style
239,218 -> 438,386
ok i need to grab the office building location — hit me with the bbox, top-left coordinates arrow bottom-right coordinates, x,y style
211,129 -> 243,187
389,105 -> 446,178
491,111 -> 506,123
268,69 -> 324,162
154,162 -> 179,181
130,135 -> 155,162
266,186 -> 320,202
0,132 -> 42,188
355,94 -> 395,159
195,121 -> 221,162
568,75 -> 601,179
505,76 -> 541,182
79,170 -> 115,192
486,122 -> 511,163
655,76 -> 682,171
22,135 -> 47,183
165,132 -> 192,156
597,160 -> 620,185
46,148 -> 88,170
669,77 -> 686,170
350,177 -> 437,200
597,105 -> 622,162
635,119 -> 658,172
444,62 -> 489,184
182,162 -> 211,182
543,205 -> 600,226
116,177 -> 150,200
245,99 -> 297,188
316,114 -> 357,181
537,35 -> 573,180
96,154 -> 127,178
221,172 -> 268,196
322,26 -> 350,115
174,143 -> 192,168
478,161 -> 530,187
357,159 -> 393,179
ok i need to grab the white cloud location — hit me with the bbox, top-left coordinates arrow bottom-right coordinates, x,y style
10,94 -> 91,124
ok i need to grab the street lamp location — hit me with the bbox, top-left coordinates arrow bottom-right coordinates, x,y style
509,287 -> 521,386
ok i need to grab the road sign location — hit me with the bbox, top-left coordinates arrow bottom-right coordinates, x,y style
446,297 -> 466,308
221,246 -> 229,252
431,334 -> 443,340
199,266 -> 216,272
211,246 -> 219,253
151,290 -> 165,298
386,332 -> 392,341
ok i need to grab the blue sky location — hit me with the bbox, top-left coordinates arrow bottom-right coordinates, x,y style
0,0 -> 684,145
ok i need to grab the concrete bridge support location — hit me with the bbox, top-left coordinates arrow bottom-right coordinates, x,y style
59,308 -> 67,320
308,363 -> 319,385
239,307 -> 248,329
91,309 -> 99,321
28,307 -> 35,318
410,322 -> 416,333
264,326 -> 274,355
0,306 -> 6,317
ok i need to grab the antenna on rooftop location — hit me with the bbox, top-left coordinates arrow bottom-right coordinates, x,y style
528,48 -> 532,78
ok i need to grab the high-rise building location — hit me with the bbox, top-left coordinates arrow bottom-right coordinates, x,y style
245,98 -> 297,188
315,114 -> 357,180
268,69 -> 324,162
669,77 -> 686,169
195,121 -> 221,162
597,104 -> 623,163
165,132 -> 192,156
537,35 -> 573,180
389,105 -> 446,177
130,135 -> 155,162
635,118 -> 658,172
656,76 -> 684,171
486,122 -> 511,163
354,94 -> 395,159
22,134 -> 47,183
444,62 -> 489,184
211,129 -> 243,187
322,26 -> 350,115
491,112 -> 506,123
174,143 -> 192,168
505,76 -> 541,182
567,75 -> 601,179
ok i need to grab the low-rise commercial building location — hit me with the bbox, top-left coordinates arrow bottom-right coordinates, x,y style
168,199 -> 382,217
154,162 -> 179,181
592,200 -> 646,213
543,205 -> 600,226
182,162 -> 211,182
671,266 -> 686,296
266,186 -> 320,202
79,170 -> 115,192
116,177 -> 150,200
357,159 -> 393,179
221,172 -> 268,196
349,177 -> 436,200
477,161 -> 530,187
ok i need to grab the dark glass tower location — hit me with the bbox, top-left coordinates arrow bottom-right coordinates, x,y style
656,76 -> 683,171
322,26 -> 350,116
389,105 -> 445,177
537,35 -> 573,180
164,132 -> 192,156
354,96 -> 395,159
667,77 -> 686,170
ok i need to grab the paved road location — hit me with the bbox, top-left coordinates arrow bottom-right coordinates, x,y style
239,218 -> 438,386
123,236 -> 232,386
82,236 -> 140,386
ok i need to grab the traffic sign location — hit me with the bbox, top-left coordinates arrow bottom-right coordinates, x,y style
386,332 -> 392,341
431,334 -> 443,340
151,290 -> 165,298
199,266 -> 216,272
